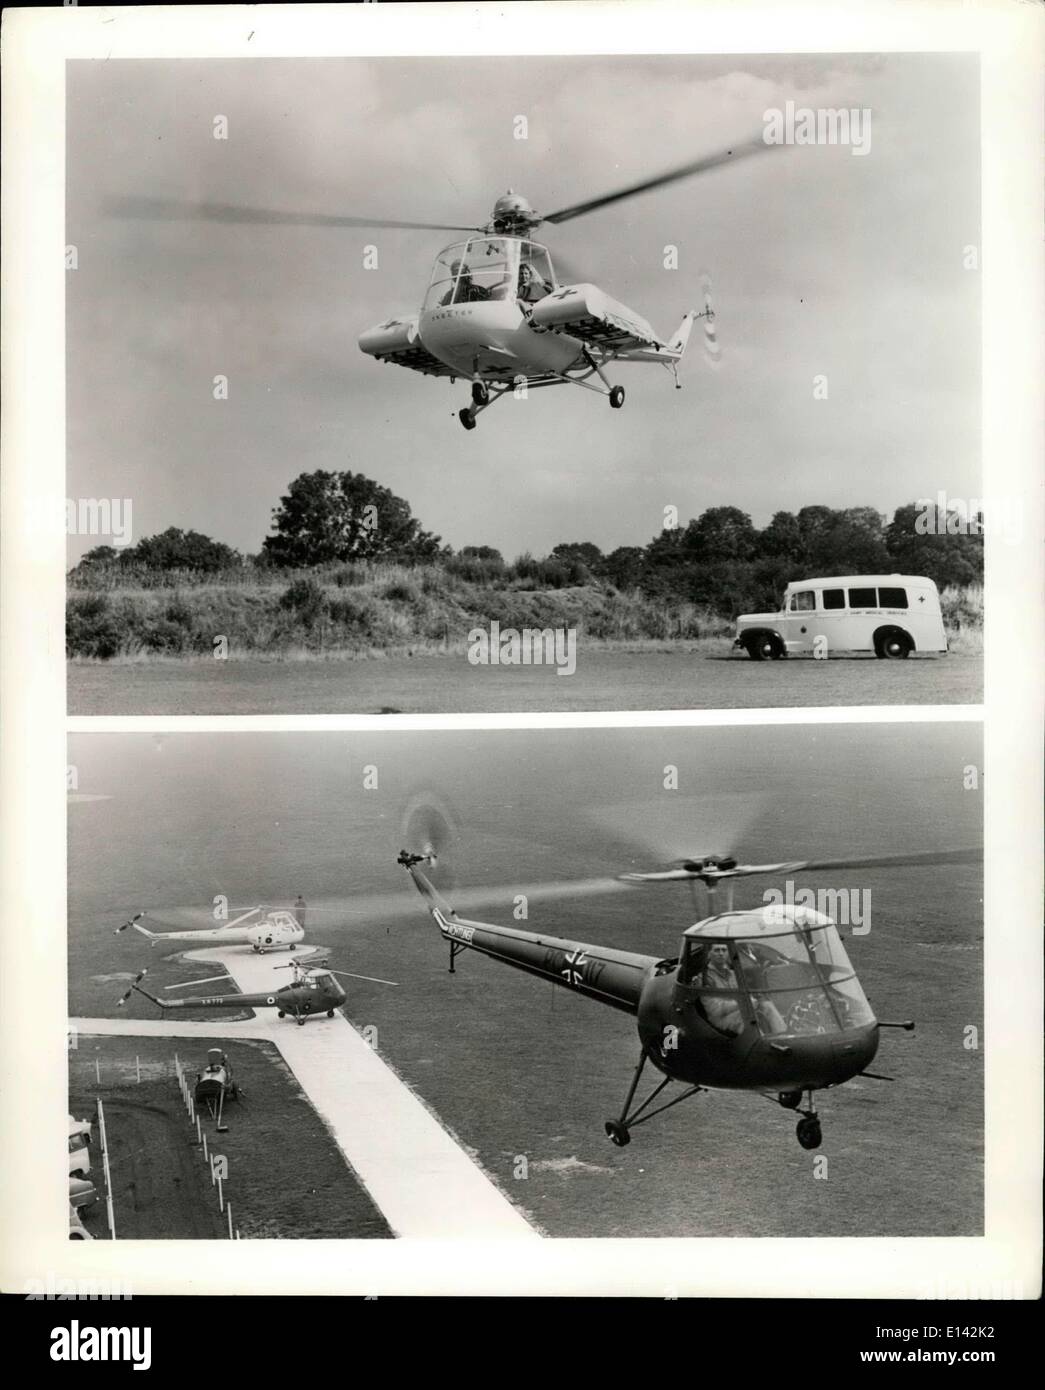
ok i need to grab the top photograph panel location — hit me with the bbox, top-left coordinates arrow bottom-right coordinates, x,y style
65,54 -> 983,715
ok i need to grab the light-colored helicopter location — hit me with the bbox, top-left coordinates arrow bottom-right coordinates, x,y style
114,906 -> 305,954
112,136 -> 768,430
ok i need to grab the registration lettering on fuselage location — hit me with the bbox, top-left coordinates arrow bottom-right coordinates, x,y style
435,912 -> 474,943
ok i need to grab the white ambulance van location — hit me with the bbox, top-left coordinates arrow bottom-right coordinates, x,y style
734,575 -> 946,660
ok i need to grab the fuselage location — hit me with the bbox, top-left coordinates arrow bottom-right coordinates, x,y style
418,298 -> 583,381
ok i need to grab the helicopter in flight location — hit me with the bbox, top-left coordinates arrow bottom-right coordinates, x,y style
114,905 -> 305,954
397,809 -> 976,1151
117,953 -> 395,1026
112,136 -> 770,430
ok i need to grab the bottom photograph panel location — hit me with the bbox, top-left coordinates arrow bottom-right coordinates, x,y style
67,722 -> 983,1240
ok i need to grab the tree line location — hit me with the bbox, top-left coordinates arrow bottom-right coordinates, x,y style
70,470 -> 983,615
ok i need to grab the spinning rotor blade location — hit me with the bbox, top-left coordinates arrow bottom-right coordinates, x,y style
108,195 -> 479,233
542,136 -> 771,225
724,847 -> 981,880
699,273 -> 721,366
589,793 -> 770,870
624,846 -> 980,884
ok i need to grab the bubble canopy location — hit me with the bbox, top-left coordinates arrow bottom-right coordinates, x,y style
683,904 -> 835,939
679,905 -> 876,1038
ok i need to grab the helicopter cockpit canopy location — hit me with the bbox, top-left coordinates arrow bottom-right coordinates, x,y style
424,238 -> 556,310
679,904 -> 876,1039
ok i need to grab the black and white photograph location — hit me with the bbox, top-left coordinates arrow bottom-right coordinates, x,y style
2,0 -> 1041,1340
64,50 -> 985,714
67,722 -> 983,1241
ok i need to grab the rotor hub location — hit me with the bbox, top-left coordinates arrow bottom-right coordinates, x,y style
490,190 -> 539,235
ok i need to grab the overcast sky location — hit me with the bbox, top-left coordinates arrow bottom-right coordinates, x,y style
66,53 -> 980,563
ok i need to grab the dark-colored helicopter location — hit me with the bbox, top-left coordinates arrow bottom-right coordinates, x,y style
118,956 -> 350,1026
397,809 -> 976,1150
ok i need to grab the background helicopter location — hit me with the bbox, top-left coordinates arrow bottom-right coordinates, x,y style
115,138 -> 769,431
397,805 -> 976,1151
117,953 -> 396,1026
115,905 -> 305,954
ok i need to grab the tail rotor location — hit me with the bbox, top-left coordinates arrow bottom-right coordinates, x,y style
699,273 -> 721,367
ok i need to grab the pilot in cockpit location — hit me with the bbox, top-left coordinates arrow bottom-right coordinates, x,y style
517,261 -> 550,304
700,943 -> 788,1037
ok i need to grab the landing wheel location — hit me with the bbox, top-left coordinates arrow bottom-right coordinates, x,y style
604,1120 -> 631,1148
458,408 -> 476,431
471,381 -> 489,406
277,1010 -> 285,1019
296,1016 -> 307,1027
327,1009 -> 335,1018
778,1091 -> 802,1110
609,385 -> 626,410
252,944 -> 260,953
796,1116 -> 822,1150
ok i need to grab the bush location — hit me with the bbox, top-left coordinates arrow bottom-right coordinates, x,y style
66,594 -> 124,658
279,577 -> 326,626
382,580 -> 419,603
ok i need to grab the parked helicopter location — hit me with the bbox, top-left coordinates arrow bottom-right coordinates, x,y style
116,954 -> 394,1026
112,136 -> 769,429
397,810 -> 976,1150
114,906 -> 305,954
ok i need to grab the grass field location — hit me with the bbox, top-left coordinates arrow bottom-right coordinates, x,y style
69,1036 -> 391,1239
69,646 -> 983,714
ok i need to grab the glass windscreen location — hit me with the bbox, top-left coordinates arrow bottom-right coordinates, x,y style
684,927 -> 875,1038
425,239 -> 519,308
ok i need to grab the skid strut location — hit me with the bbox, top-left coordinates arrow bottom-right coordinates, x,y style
448,939 -> 468,974
604,1048 -> 704,1147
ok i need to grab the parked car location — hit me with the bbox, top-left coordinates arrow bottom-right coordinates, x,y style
69,1204 -> 93,1240
734,575 -> 946,660
68,1115 -> 92,1178
69,1176 -> 98,1210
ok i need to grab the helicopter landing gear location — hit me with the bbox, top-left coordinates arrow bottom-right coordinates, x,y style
471,381 -> 489,406
778,1090 -> 802,1110
277,1010 -> 285,1019
796,1116 -> 822,1149
609,385 -> 625,409
604,1048 -> 704,1147
296,1016 -> 307,1027
327,1009 -> 335,1018
458,408 -> 477,431
794,1092 -> 822,1149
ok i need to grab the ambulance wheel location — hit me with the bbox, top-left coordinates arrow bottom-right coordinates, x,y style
609,386 -> 626,409
471,382 -> 489,406
459,408 -> 476,431
604,1121 -> 631,1147
876,628 -> 911,660
796,1117 -> 822,1150
747,633 -> 783,661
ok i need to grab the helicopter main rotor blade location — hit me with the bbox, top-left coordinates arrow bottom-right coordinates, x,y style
327,969 -> 399,987
542,136 -> 772,225
107,195 -> 480,233
625,846 -> 980,884
724,847 -> 981,879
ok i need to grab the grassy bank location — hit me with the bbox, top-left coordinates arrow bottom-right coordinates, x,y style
67,563 -> 982,661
